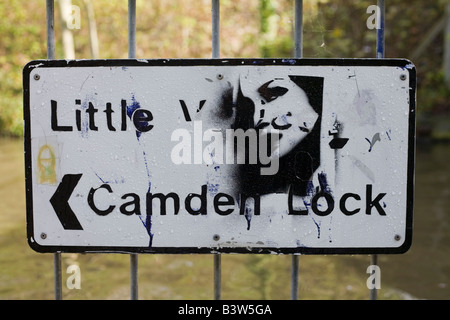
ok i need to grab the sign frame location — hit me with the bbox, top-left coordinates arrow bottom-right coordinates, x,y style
23,58 -> 416,255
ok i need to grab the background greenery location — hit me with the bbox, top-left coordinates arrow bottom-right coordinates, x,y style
0,0 -> 449,137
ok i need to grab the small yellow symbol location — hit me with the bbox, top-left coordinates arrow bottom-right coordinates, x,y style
37,144 -> 57,184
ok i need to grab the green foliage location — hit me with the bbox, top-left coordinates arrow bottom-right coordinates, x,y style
0,1 -> 47,136
0,95 -> 22,137
418,71 -> 450,114
258,0 -> 293,57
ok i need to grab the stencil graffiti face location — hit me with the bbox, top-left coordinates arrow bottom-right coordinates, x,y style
240,75 -> 319,159
234,73 -> 324,198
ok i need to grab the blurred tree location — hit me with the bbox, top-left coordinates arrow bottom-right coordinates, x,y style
258,0 -> 293,57
0,1 -> 46,136
58,0 -> 76,59
84,0 -> 99,59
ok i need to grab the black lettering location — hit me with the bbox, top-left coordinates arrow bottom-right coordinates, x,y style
120,193 -> 141,215
75,109 -> 81,131
197,100 -> 206,112
88,184 -> 115,216
146,192 -> 180,215
311,191 -> 334,216
366,184 -> 387,215
104,102 -> 116,131
75,100 -> 81,131
51,100 -> 73,131
288,187 -> 308,215
121,99 -> 127,131
239,194 -> 260,216
86,102 -> 98,131
132,109 -> 153,132
340,193 -> 361,215
179,100 -> 192,122
214,193 -> 235,215
185,184 -> 207,215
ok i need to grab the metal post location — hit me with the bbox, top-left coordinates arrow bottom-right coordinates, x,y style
369,254 -> 378,300
294,0 -> 303,59
212,0 -> 220,59
370,0 -> 384,301
211,0 -> 221,300
128,0 -> 137,59
291,0 -> 303,301
53,252 -> 62,300
444,4 -> 450,87
46,0 -> 55,60
128,0 -> 138,301
47,0 -> 62,301
376,0 -> 385,59
130,254 -> 138,300
291,255 -> 299,300
214,254 -> 221,300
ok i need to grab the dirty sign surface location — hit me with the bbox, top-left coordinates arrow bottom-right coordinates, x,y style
23,59 -> 415,254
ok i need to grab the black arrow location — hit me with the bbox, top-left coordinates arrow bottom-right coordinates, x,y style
50,174 -> 83,230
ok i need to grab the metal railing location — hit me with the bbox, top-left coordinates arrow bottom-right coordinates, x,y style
44,0 -> 386,300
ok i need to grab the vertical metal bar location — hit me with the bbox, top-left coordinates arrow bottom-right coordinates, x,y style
370,0 -> 384,301
294,0 -> 303,59
376,0 -> 385,59
130,254 -> 138,300
444,4 -> 450,86
291,255 -> 299,300
212,0 -> 221,300
128,0 -> 137,59
369,254 -> 378,300
128,0 -> 138,300
212,0 -> 220,59
214,254 -> 221,300
53,252 -> 62,300
47,0 -> 55,60
47,0 -> 61,301
291,0 -> 303,301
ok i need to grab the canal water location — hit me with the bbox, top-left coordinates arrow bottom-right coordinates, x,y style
0,138 -> 449,299
374,141 -> 450,299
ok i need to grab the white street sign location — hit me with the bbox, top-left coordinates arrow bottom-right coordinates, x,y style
23,59 -> 415,254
